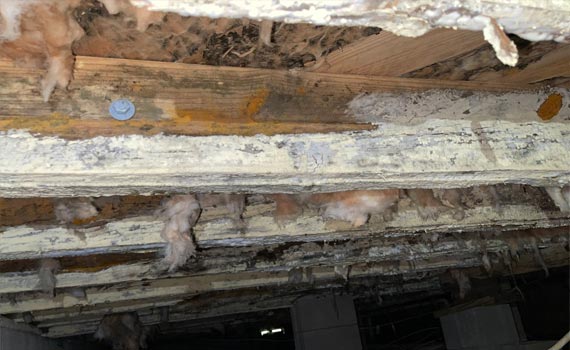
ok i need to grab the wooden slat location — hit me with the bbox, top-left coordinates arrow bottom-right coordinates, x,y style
0,56 -> 536,140
0,264 -> 443,314
0,227 -> 566,295
1,198 -> 567,260
311,29 -> 485,76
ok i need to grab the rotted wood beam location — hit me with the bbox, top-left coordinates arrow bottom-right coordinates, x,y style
0,229 -> 566,314
1,197 -> 567,260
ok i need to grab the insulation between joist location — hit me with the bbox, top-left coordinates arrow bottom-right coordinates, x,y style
1,203 -> 567,260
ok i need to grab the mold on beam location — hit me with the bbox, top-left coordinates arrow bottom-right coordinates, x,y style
2,119 -> 570,197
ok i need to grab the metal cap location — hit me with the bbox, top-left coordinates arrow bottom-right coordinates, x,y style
109,99 -> 136,120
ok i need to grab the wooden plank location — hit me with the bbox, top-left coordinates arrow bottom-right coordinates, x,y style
1,200 -> 567,260
2,226 -> 566,294
2,119 -> 570,197
41,279 -> 443,337
0,228 -> 568,294
19,244 -> 567,338
0,264 -> 444,314
311,29 -> 485,76
0,56 -> 536,140
0,231 -> 566,313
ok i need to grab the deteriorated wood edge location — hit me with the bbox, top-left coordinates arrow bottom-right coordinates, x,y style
0,231 -> 565,295
1,203 -> 567,260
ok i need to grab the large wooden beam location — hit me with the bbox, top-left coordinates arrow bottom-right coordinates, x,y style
2,118 -> 570,197
1,58 -> 568,197
311,29 -> 485,76
0,56 -> 533,139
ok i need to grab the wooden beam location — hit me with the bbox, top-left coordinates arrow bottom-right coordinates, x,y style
2,122 -> 569,197
0,263 -> 448,314
311,29 -> 485,76
2,226 -> 566,294
18,246 -> 570,337
1,197 -> 567,260
0,56 -> 534,139
0,232 -> 566,314
40,278 -> 442,337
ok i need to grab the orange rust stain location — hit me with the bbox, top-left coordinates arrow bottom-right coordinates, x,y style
537,93 -> 563,121
243,88 -> 269,120
71,217 -> 99,226
296,86 -> 306,95
174,109 -> 237,123
0,106 -> 374,139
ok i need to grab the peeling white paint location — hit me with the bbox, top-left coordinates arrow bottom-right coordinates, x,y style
2,118 -> 570,197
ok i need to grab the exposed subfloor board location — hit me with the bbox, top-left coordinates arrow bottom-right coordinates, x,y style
473,45 -> 570,84
310,29 -> 485,76
1,200 -> 567,260
130,0 -> 570,49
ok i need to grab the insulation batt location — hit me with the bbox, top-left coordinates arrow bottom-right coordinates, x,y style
307,190 -> 400,227
0,0 -> 160,101
160,195 -> 201,272
98,0 -> 164,31
269,194 -> 304,225
54,197 -> 99,224
95,312 -> 146,350
0,0 -> 83,101
37,258 -> 60,297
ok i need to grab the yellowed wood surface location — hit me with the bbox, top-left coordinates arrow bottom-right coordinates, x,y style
311,29 -> 485,76
0,56 -> 529,139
